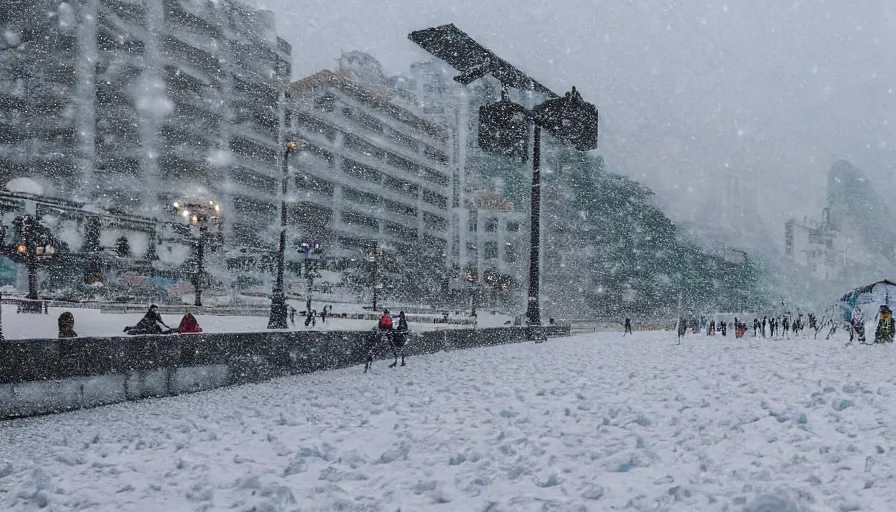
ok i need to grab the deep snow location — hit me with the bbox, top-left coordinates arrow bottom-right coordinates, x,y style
0,331 -> 894,511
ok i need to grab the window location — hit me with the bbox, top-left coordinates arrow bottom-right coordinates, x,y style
505,245 -> 518,264
421,189 -> 447,209
314,93 -> 336,112
484,242 -> 498,259
358,112 -> 383,133
506,221 -> 520,233
468,217 -> 477,232
485,219 -> 498,232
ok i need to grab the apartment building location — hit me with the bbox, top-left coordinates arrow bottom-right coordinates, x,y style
398,60 -> 527,287
0,0 -> 290,251
283,53 -> 453,262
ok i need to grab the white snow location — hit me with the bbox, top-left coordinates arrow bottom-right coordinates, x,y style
0,331 -> 893,511
5,177 -> 44,195
206,148 -> 234,168
3,29 -> 21,47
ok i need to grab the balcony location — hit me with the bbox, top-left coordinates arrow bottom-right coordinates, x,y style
292,113 -> 450,200
317,102 -> 451,180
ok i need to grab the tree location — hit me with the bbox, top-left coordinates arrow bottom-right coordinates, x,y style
539,147 -> 768,318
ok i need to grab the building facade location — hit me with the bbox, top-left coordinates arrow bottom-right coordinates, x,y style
397,60 -> 527,293
784,208 -> 862,282
283,54 -> 453,264
0,0 -> 290,250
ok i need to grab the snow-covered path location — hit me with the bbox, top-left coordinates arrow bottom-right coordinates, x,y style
1,332 -> 894,511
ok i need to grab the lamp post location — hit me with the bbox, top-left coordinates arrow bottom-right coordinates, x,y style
171,200 -> 221,307
268,141 -> 301,329
367,249 -> 380,312
10,215 -> 58,305
409,24 -> 598,329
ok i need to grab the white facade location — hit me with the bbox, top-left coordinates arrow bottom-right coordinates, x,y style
398,60 -> 528,288
785,210 -> 867,282
0,0 -> 291,250
283,62 -> 453,260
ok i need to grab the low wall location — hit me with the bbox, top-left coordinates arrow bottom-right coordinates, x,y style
0,325 -> 569,419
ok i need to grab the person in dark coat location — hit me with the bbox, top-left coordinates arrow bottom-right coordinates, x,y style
58,311 -> 77,338
389,311 -> 410,368
124,305 -> 172,335
623,318 -> 633,336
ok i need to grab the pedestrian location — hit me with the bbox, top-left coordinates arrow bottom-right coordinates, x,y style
390,311 -> 409,368
874,305 -> 893,343
123,304 -> 172,335
289,306 -> 296,327
177,309 -> 203,334
58,311 -> 77,338
623,318 -> 632,336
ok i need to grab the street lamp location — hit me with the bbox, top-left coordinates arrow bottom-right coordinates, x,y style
268,140 -> 303,329
409,24 -> 599,328
9,215 -> 59,306
171,200 -> 221,307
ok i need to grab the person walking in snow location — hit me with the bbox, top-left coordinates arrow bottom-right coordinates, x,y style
289,306 -> 297,327
364,310 -> 394,373
389,311 -> 410,368
849,306 -> 866,344
623,318 -> 633,336
874,305 -> 893,344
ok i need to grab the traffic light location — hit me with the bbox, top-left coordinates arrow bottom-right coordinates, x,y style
478,97 -> 529,160
532,86 -> 598,151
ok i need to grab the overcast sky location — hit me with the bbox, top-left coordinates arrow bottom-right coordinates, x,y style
252,0 -> 896,241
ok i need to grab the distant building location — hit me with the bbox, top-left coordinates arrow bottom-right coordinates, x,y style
0,0 -> 290,250
397,60 -> 527,296
785,208 -> 859,282
283,53 -> 453,263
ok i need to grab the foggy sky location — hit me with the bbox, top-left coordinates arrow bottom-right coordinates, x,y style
252,0 -> 896,244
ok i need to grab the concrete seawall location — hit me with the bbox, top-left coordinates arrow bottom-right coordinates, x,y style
0,325 -> 570,419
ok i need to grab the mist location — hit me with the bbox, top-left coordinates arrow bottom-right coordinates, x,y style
253,0 -> 896,251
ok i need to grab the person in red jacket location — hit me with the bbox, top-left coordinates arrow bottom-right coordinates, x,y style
177,310 -> 203,334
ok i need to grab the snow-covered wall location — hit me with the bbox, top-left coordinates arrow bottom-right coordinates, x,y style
0,326 -> 569,419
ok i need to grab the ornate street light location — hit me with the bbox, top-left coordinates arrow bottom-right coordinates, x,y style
9,215 -> 59,306
171,200 -> 222,307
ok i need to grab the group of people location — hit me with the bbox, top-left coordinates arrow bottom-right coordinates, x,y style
364,309 -> 410,372
848,304 -> 894,344
289,304 -> 334,328
122,304 -> 203,335
56,304 -> 203,338
672,305 -> 896,345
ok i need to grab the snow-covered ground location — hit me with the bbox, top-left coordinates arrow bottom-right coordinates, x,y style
1,331 -> 894,511
0,304 -> 511,339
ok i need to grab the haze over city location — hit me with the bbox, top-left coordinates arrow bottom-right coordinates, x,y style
255,0 -> 896,244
